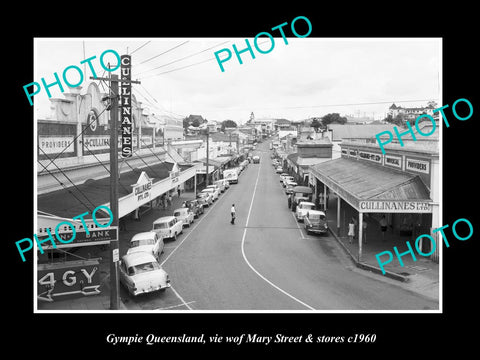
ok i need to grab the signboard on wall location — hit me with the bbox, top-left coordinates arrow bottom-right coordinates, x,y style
121,54 -> 132,158
37,260 -> 101,302
359,200 -> 432,213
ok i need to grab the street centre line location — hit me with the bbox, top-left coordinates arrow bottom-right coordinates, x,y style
241,157 -> 315,311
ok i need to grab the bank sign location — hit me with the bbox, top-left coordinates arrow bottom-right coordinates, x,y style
359,200 -> 432,213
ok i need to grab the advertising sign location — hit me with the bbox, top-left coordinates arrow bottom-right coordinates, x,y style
121,54 -> 132,158
37,259 -> 101,302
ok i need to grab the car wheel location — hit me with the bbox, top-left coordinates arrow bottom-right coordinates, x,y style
172,233 -> 177,241
159,288 -> 166,293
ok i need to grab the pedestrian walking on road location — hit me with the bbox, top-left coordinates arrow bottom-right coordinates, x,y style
230,204 -> 236,224
177,187 -> 181,197
348,219 -> 355,244
288,194 -> 292,209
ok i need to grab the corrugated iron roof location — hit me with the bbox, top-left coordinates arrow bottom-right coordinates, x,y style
310,157 -> 430,201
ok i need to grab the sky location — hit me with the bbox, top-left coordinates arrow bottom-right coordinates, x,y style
34,37 -> 441,125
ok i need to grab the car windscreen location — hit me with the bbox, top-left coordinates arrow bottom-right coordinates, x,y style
173,211 -> 182,217
309,214 -> 326,221
127,261 -> 161,276
153,222 -> 169,229
131,239 -> 154,247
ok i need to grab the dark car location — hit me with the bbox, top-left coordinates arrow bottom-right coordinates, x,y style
185,199 -> 204,218
304,210 -> 328,235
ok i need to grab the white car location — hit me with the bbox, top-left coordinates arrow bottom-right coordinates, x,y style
282,176 -> 295,187
152,216 -> 183,241
276,166 -> 284,173
285,181 -> 298,195
215,179 -> 229,192
196,192 -> 213,207
295,201 -> 316,221
173,207 -> 195,227
202,187 -> 219,201
119,252 -> 170,296
126,231 -> 164,261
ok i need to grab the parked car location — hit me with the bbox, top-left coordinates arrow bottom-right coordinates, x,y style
119,252 -> 170,296
207,184 -> 222,197
185,199 -> 204,217
215,179 -> 228,192
252,155 -> 260,164
202,187 -> 219,201
196,192 -> 213,207
295,201 -> 316,221
276,166 -> 284,173
304,210 -> 328,235
173,207 -> 195,227
281,176 -> 295,187
126,231 -> 164,261
279,173 -> 289,182
152,216 -> 183,241
285,181 -> 298,195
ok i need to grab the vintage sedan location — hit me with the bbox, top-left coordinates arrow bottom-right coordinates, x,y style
201,187 -> 219,201
276,166 -> 284,173
119,252 -> 170,296
126,231 -> 164,261
295,201 -> 316,221
304,210 -> 328,235
185,199 -> 204,217
152,216 -> 183,241
173,207 -> 195,227
196,192 -> 213,207
285,180 -> 298,195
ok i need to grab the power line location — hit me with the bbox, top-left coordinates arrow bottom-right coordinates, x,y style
138,40 -> 271,79
130,40 -> 151,55
134,40 -> 230,77
137,40 -> 190,65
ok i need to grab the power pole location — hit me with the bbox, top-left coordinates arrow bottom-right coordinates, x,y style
91,73 -> 140,310
205,128 -> 210,186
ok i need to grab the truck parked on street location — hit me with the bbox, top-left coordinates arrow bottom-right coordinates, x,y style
223,168 -> 239,184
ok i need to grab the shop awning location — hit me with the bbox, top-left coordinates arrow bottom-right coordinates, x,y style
38,161 -> 176,219
309,158 -> 433,213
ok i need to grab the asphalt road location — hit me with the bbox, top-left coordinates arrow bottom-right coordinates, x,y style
120,141 -> 438,311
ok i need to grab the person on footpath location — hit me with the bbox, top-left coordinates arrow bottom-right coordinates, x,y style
231,204 -> 236,224
380,215 -> 388,241
348,219 -> 355,244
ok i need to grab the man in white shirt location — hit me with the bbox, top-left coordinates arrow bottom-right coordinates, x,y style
231,204 -> 236,224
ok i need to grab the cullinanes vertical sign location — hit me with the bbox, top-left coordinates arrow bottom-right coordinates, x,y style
120,55 -> 132,158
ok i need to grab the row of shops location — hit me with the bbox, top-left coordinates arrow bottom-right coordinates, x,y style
274,138 -> 440,263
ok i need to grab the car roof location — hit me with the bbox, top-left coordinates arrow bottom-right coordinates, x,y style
174,208 -> 188,212
299,202 -> 316,206
307,210 -> 325,215
153,216 -> 175,224
130,232 -> 157,242
122,252 -> 157,266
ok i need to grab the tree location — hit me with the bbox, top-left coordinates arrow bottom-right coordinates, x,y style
321,113 -> 348,125
310,118 -> 323,132
221,119 -> 238,131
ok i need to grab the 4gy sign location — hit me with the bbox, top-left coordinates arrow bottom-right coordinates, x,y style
214,16 -> 312,72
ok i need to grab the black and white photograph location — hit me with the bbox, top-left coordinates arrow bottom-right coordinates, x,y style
32,36 -> 443,313
8,6 -> 478,354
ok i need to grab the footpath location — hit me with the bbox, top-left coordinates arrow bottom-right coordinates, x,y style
324,193 -> 440,301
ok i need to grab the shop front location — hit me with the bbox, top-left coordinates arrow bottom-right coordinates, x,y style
309,140 -> 439,262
